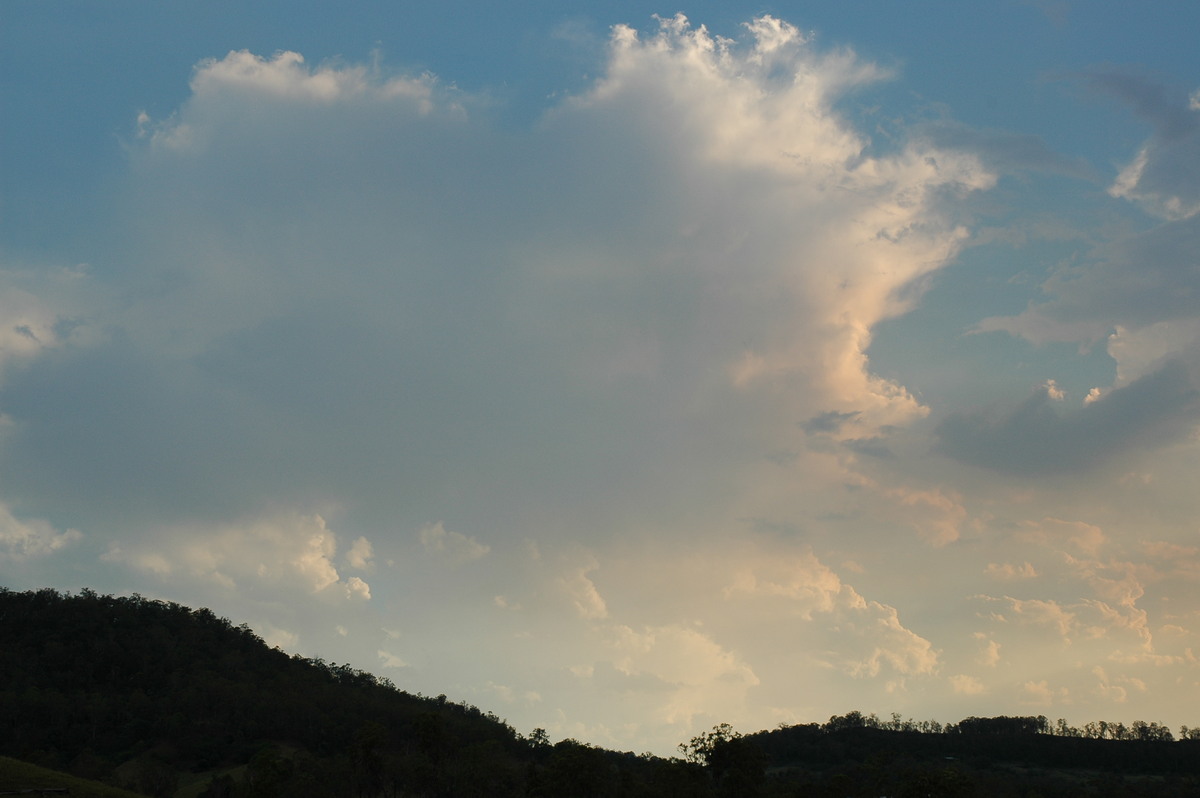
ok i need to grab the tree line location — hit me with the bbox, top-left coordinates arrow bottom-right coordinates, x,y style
802,709 -> 1192,741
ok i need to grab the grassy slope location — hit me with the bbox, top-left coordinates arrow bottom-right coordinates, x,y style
0,756 -> 148,798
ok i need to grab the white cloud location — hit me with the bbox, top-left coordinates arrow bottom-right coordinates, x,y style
493,595 -> 520,610
419,522 -> 489,564
950,674 -> 985,695
1107,320 -> 1200,387
604,622 -> 760,727
845,602 -> 940,679
100,510 -> 371,601
997,597 -> 1076,637
1021,679 -> 1067,707
723,549 -> 861,618
1031,517 -> 1106,557
291,522 -> 342,592
1092,666 -> 1128,703
378,650 -> 408,669
345,536 -> 374,570
885,487 -> 967,546
1092,72 -> 1200,221
723,549 -> 939,679
1109,141 -> 1200,221
964,79 -> 1200,480
0,262 -> 98,384
974,633 -> 1001,667
262,625 -> 299,650
146,50 -> 448,155
0,13 -> 998,562
985,561 -> 1038,580
0,503 -> 81,559
559,559 -> 609,621
345,576 -> 371,601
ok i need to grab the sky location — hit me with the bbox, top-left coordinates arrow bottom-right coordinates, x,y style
3,0 -> 1200,755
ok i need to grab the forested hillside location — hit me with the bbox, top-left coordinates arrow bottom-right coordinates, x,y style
2,587 -> 1197,797
0,587 -> 700,797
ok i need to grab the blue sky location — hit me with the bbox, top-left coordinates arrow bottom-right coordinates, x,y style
4,1 -> 1200,753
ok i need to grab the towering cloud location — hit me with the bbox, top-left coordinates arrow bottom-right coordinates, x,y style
2,12 -> 1198,753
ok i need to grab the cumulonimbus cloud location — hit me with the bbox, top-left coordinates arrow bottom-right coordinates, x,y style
0,14 -> 994,550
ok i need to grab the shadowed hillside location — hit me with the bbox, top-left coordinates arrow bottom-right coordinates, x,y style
0,755 -> 150,798
0,587 -> 701,797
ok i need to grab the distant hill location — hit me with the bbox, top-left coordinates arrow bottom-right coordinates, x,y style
2,587 -> 1198,797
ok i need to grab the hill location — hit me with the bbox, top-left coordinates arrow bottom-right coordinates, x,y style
0,755 -> 149,798
2,586 -> 1198,797
0,587 -> 702,797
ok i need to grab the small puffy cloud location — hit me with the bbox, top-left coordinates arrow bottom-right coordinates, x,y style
1021,679 -> 1068,707
1092,666 -> 1128,703
345,576 -> 371,601
291,524 -> 342,592
262,625 -> 299,651
482,682 -> 541,706
985,561 -> 1038,580
377,650 -> 408,669
0,262 -> 97,384
1000,597 -> 1076,637
559,559 -> 609,620
950,674 -> 986,695
0,503 -> 81,559
344,536 -> 374,570
974,633 -> 1001,667
419,522 -> 489,564
1069,520 -> 1110,553
493,595 -> 519,610
723,549 -> 863,618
